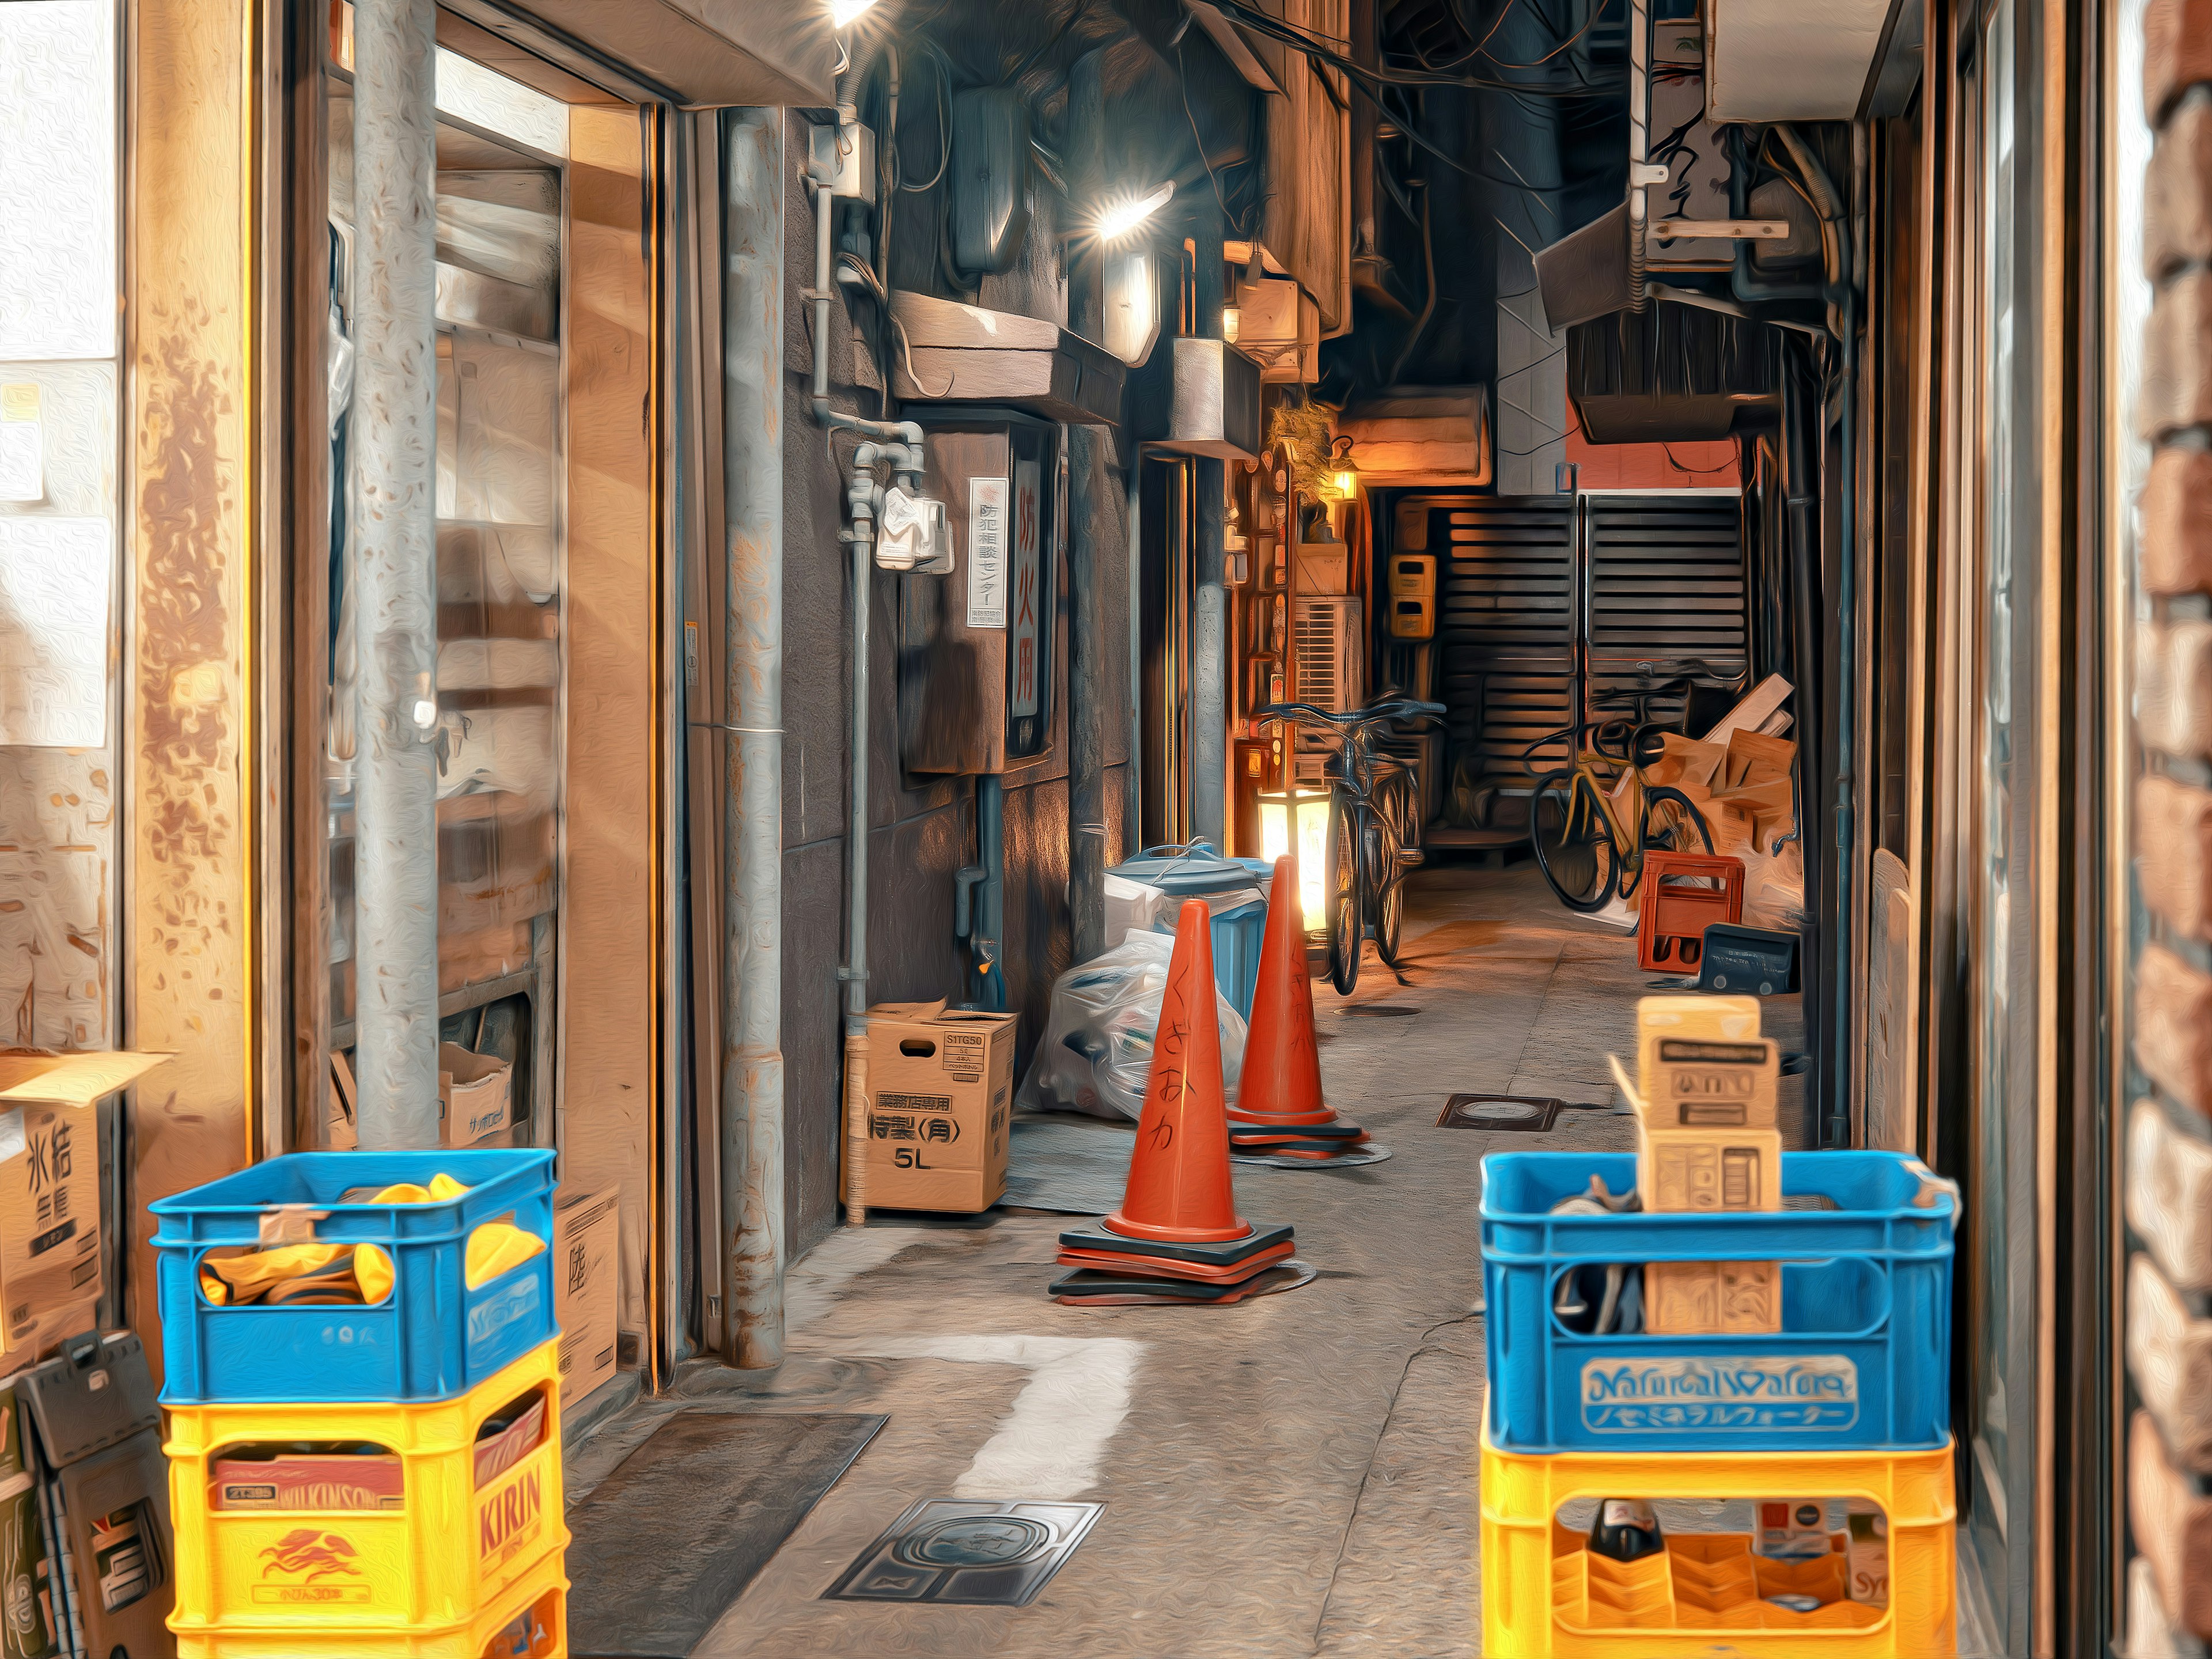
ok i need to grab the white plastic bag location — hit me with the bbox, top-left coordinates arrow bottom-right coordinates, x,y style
1017,932 -> 1247,1120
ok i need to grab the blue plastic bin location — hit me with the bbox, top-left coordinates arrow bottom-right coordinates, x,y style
1109,842 -> 1269,1017
149,1147 -> 556,1406
1480,1149 -> 1956,1455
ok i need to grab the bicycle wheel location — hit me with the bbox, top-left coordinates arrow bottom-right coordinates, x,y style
1621,784 -> 1717,903
1372,772 -> 1416,965
1530,771 -> 1617,912
1327,793 -> 1364,996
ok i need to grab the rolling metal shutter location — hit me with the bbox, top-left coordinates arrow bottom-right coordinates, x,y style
1431,498 -> 1578,779
1584,494 -> 1749,727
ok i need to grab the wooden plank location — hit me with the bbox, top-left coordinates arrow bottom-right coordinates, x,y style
1695,673 -> 1793,745
126,0 -> 256,1384
563,103 -> 660,1349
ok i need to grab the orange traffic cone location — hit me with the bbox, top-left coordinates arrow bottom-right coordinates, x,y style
1228,854 -> 1367,1154
1056,899 -> 1293,1283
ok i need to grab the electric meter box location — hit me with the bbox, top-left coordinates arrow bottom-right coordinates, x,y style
900,418 -> 1062,774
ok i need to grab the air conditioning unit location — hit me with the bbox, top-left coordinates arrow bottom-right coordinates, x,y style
1293,596 -> 1363,713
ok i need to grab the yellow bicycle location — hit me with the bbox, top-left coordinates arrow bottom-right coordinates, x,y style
1524,698 -> 1713,914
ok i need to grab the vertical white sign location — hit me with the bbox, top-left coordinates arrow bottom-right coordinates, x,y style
966,475 -> 1008,628
1009,459 -> 1042,718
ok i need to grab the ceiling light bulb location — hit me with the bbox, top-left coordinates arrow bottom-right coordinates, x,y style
1097,181 -> 1174,243
830,0 -> 880,26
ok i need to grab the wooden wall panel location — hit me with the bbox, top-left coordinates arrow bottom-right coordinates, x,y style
126,0 -> 257,1377
1259,1 -> 1351,335
561,104 -> 661,1346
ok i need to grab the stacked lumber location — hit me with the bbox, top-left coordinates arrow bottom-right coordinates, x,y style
1614,675 -> 1806,930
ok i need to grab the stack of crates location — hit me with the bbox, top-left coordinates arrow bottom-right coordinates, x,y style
149,1149 -> 568,1658
1478,997 -> 1961,1656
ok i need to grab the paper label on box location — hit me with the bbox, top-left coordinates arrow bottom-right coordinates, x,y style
938,1032 -> 987,1084
967,476 -> 1008,627
1580,1354 -> 1858,1433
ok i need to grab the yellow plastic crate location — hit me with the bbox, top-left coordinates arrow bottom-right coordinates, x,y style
1481,1431 -> 1956,1657
172,1550 -> 565,1659
166,1339 -> 567,1642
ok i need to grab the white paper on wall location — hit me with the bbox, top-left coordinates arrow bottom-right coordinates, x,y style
0,515 -> 111,746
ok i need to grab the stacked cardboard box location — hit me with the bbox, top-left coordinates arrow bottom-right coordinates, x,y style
1632,997 -> 1783,1335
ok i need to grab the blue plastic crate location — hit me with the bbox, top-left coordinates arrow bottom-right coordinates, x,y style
1480,1149 -> 1956,1455
149,1148 -> 556,1406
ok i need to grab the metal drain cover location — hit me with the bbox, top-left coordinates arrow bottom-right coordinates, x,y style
1438,1093 -> 1562,1131
1346,1003 -> 1419,1017
824,1500 -> 1102,1605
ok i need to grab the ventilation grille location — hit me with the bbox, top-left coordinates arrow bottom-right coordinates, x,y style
1438,502 -> 1577,654
1586,497 -> 1747,671
1293,596 -> 1363,713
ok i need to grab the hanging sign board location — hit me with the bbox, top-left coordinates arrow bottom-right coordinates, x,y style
966,475 -> 1008,628
1009,459 -> 1043,718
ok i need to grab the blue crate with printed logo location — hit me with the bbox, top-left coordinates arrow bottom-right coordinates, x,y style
150,1149 -> 556,1406
1480,1150 -> 1956,1455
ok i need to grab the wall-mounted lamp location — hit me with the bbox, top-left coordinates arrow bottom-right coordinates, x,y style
1256,789 -> 1331,933
1329,435 -> 1359,501
1096,180 -> 1174,243
1222,304 -> 1241,344
830,0 -> 881,27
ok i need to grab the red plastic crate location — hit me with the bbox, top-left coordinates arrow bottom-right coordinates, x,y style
1637,853 -> 1745,973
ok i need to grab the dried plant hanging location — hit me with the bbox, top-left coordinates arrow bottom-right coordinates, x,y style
1265,397 -> 1340,505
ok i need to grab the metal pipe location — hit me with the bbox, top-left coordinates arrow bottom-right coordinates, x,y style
842,493 -> 873,1224
1775,122 -> 1855,1145
720,107 -> 787,1369
1066,54 -> 1110,958
1190,195 -> 1228,847
350,0 -> 442,1150
1128,446 -> 1144,850
1625,0 -> 1653,312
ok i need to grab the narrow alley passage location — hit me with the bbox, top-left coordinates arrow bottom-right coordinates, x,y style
563,864 -> 1812,1658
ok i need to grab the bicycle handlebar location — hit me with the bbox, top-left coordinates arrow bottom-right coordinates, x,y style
1253,698 -> 1446,730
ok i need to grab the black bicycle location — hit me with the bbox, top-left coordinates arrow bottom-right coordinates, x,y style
1254,696 -> 1446,994
1520,662 -> 1729,913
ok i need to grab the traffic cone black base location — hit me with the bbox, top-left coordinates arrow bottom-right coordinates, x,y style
1228,1119 -> 1366,1140
1055,1239 -> 1296,1283
1058,1219 -> 1293,1269
1050,1267 -> 1285,1305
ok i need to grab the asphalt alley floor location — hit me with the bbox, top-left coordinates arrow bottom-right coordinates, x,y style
562,861 -> 1973,1658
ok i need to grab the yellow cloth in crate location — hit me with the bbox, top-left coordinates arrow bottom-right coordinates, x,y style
198,1173 -> 544,1305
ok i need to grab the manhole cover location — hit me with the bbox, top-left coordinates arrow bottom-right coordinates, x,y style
1438,1093 -> 1561,1131
1346,1003 -> 1419,1017
892,1515 -> 1052,1569
825,1500 -> 1103,1605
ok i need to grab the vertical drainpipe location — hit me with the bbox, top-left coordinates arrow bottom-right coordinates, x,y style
1190,194 -> 1229,848
350,0 -> 442,1150
720,108 -> 786,1368
1066,52 -> 1110,957
1625,0 -> 1653,312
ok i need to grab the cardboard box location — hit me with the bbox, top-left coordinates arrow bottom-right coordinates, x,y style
1637,1124 -> 1783,1213
1642,1036 -> 1780,1131
210,1452 -> 404,1511
1645,1259 -> 1782,1334
552,1185 -> 619,1407
1633,995 -> 1761,1103
440,1043 -> 513,1147
842,1002 -> 1017,1213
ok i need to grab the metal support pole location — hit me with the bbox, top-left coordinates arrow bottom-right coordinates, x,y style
351,0 -> 441,1150
720,108 -> 787,1369
1190,196 -> 1228,848
1066,52 -> 1110,956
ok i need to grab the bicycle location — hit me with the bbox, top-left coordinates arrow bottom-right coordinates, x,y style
1521,674 -> 1716,914
1253,696 -> 1446,995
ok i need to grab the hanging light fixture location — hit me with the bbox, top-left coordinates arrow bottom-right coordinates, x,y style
1096,180 -> 1174,243
1329,435 -> 1359,501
